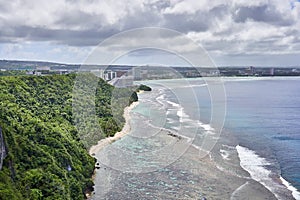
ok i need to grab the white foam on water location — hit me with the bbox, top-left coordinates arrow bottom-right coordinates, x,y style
176,108 -> 184,118
153,95 -> 219,155
222,76 -> 300,83
164,99 -> 216,136
155,94 -> 165,106
198,122 -> 215,132
191,143 -> 211,155
220,144 -> 236,161
177,108 -> 191,123
170,126 -> 179,131
162,99 -> 190,123
222,144 -> 236,150
175,83 -> 208,89
222,77 -> 270,82
236,145 -> 298,200
220,149 -> 230,160
280,177 -> 300,200
191,83 -> 208,87
166,100 -> 180,107
166,99 -> 190,123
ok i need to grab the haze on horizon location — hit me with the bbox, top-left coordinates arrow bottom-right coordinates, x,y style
0,0 -> 300,67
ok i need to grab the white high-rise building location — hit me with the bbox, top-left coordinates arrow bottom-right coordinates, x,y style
133,67 -> 142,80
105,71 -> 117,80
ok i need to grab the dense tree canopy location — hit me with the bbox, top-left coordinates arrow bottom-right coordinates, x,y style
0,74 -> 138,199
137,84 -> 152,92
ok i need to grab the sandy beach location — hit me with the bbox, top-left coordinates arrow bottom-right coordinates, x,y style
90,84 -> 296,200
89,101 -> 139,156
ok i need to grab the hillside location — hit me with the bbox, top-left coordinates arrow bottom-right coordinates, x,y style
0,74 -> 137,199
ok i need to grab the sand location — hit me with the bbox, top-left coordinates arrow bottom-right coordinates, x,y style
89,101 -> 139,156
88,90 -> 295,199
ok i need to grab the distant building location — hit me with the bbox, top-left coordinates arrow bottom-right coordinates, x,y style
133,67 -> 142,80
141,70 -> 149,79
34,66 -> 51,76
116,71 -> 127,78
34,71 -> 42,76
58,70 -> 70,75
110,76 -> 134,88
244,66 -> 256,75
209,70 -> 220,76
26,71 -> 34,75
105,71 -> 117,80
270,68 -> 275,76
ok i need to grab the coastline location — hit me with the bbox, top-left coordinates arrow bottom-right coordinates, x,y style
89,80 -> 299,199
91,85 -> 292,200
89,101 -> 139,156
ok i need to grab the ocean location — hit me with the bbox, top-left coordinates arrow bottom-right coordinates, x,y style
92,77 -> 300,199
223,77 -> 300,199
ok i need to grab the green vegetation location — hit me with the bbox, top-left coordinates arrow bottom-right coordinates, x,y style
0,74 -> 138,199
137,84 -> 152,92
0,70 -> 26,76
72,73 -> 138,148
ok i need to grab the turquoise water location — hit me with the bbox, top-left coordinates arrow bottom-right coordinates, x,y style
140,77 -> 300,199
92,77 -> 300,199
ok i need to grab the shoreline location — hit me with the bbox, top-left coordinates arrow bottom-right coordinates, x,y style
88,80 -> 299,199
236,145 -> 300,200
87,88 -> 285,199
86,99 -> 140,199
89,101 -> 139,156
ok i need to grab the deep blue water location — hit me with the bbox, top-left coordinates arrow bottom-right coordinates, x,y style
144,77 -> 300,194
223,77 -> 300,190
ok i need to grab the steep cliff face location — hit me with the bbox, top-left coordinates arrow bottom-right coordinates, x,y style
0,74 -> 137,199
0,75 -> 95,200
0,127 -> 7,170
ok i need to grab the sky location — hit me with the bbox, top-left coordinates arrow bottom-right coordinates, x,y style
0,0 -> 300,66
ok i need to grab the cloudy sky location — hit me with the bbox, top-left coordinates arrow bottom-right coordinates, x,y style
0,0 -> 300,66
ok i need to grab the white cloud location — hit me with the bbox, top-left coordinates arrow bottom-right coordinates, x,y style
232,0 -> 269,7
0,0 -> 299,65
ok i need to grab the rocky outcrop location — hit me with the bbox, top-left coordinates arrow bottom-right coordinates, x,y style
0,127 -> 7,170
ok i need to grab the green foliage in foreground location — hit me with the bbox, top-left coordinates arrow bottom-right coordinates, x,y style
0,70 -> 26,76
0,74 -> 138,199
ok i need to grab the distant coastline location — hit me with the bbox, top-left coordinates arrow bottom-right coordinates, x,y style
1,59 -> 300,78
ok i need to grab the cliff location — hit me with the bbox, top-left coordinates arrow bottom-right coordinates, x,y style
0,74 -> 137,199
0,127 -> 7,170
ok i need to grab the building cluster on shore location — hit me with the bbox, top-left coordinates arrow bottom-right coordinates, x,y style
1,60 -> 300,84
